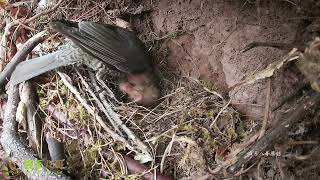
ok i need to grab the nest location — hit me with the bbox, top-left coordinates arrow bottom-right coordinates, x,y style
17,0 -> 246,178
2,0 -> 320,179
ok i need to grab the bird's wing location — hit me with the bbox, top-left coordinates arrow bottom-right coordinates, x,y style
10,49 -> 79,85
49,21 -> 152,74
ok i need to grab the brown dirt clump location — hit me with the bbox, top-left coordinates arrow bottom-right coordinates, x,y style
147,0 -> 309,118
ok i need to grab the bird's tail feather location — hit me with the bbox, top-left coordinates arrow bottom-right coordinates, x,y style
10,51 -> 78,85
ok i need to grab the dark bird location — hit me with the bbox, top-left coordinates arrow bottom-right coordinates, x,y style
10,21 -> 160,107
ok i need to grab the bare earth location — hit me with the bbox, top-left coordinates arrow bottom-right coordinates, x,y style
139,0 -> 307,118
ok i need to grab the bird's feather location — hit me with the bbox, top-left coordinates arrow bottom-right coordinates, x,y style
10,49 -> 79,85
49,21 -> 152,74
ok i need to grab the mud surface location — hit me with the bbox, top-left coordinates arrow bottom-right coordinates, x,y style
136,0 -> 310,118
119,1 -> 320,178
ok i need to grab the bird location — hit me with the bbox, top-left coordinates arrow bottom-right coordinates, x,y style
10,20 -> 160,107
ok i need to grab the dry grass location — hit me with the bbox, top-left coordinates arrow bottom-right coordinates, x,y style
23,1 -> 320,179
0,0 -> 318,179
0,0 -> 259,179
28,1 -> 251,178
2,0 -> 320,179
38,65 -> 248,178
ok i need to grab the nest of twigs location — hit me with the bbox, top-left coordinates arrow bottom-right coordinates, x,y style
2,0 -> 320,180
0,0 -> 248,179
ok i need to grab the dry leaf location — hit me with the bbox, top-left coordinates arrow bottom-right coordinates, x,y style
0,0 -> 8,8
232,48 -> 299,89
296,37 -> 320,92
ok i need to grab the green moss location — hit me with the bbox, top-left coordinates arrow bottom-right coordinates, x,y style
178,123 -> 194,132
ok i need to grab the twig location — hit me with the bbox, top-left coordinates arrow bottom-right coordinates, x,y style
259,78 -> 271,139
46,103 -> 78,139
210,99 -> 231,128
233,159 -> 259,176
47,103 -> 76,129
0,0 -> 63,70
57,72 -> 128,145
160,133 -> 175,173
0,30 -> 69,178
89,71 -> 120,103
57,71 -> 154,162
102,150 -> 172,180
228,90 -> 320,174
241,41 -> 305,53
0,0 -> 62,69
87,72 -> 153,163
1,84 -> 70,179
46,133 -> 65,161
23,0 -> 64,24
77,70 -> 121,134
19,81 -> 42,156
276,156 -> 285,179
0,30 -> 47,92
0,18 -> 12,71
4,0 -> 34,10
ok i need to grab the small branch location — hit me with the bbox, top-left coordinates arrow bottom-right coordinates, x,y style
210,99 -> 231,128
0,0 -> 63,70
259,78 -> 271,139
0,30 -> 47,92
20,81 -> 42,156
160,134 -> 175,173
46,133 -> 65,161
241,41 -> 305,53
0,19 -> 12,71
92,72 -> 119,102
102,150 -> 172,180
24,0 -> 63,24
1,85 -> 70,179
0,31 -> 69,178
78,70 -> 121,134
5,1 -> 34,9
57,72 -> 132,148
88,72 -> 153,163
47,103 -> 75,129
46,103 -> 78,139
228,90 -> 320,174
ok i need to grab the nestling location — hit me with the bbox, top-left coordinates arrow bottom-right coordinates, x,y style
10,20 -> 160,107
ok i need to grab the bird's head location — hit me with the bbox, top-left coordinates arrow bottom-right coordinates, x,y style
119,73 -> 160,107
